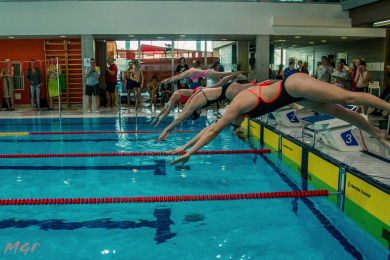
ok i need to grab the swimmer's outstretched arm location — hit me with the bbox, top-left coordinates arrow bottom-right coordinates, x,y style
151,94 -> 179,125
154,100 -> 179,128
206,71 -> 243,89
166,125 -> 214,155
162,70 -> 193,83
169,101 -> 244,165
205,70 -> 247,81
158,100 -> 200,141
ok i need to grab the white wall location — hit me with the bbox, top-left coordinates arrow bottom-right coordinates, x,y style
0,1 -> 384,37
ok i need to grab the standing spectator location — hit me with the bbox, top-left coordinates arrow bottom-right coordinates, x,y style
105,57 -> 118,108
247,63 -> 256,82
0,59 -> 15,111
331,62 -> 348,89
47,56 -> 61,110
209,61 -> 221,85
330,61 -> 336,72
317,62 -> 321,67
340,59 -> 351,78
349,59 -> 356,73
314,56 -> 332,83
303,62 -> 309,74
354,61 -> 372,115
126,61 -> 134,107
351,58 -> 361,92
275,64 -> 284,80
296,60 -> 308,74
160,82 -> 171,106
26,59 -> 43,111
147,76 -> 159,107
284,61 -> 296,79
175,57 -> 189,75
190,60 -> 202,89
215,57 -> 224,72
130,60 -> 144,109
370,65 -> 390,117
84,58 -> 100,113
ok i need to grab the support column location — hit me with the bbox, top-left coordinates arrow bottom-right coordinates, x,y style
237,41 -> 249,72
81,35 -> 95,111
313,42 -> 316,77
204,41 -> 208,72
281,42 -> 284,68
171,40 -> 175,92
255,35 -> 270,82
383,29 -> 389,92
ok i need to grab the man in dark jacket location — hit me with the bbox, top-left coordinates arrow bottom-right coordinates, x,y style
26,60 -> 43,110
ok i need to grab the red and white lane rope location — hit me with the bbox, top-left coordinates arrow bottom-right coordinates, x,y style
0,149 -> 271,159
0,190 -> 331,206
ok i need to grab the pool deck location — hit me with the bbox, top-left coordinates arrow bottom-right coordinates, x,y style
1,105 -> 389,186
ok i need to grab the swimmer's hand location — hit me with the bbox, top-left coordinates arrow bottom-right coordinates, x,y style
169,154 -> 190,166
158,130 -> 171,141
154,119 -> 163,128
151,117 -> 157,125
166,147 -> 185,155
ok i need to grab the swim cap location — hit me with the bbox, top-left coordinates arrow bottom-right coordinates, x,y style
189,110 -> 201,121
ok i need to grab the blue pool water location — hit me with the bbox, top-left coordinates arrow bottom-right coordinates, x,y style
0,118 -> 388,260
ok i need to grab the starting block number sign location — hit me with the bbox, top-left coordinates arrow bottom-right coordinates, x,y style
341,130 -> 359,146
286,111 -> 300,123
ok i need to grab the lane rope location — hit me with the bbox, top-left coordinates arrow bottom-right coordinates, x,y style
0,190 -> 330,206
0,149 -> 271,158
0,130 -> 201,136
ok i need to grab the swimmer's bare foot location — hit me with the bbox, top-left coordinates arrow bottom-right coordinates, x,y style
376,129 -> 390,149
232,127 -> 244,135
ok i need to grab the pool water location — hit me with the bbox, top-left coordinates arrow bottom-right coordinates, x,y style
0,118 -> 388,260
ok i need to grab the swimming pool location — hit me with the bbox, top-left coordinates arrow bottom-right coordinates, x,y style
0,117 -> 388,259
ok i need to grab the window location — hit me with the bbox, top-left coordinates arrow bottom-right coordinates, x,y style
12,63 -> 24,90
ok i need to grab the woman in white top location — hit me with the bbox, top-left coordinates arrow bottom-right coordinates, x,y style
331,62 -> 348,89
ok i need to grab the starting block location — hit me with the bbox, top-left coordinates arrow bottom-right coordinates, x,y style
271,106 -> 302,127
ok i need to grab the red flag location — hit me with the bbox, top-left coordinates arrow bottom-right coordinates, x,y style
7,61 -> 12,78
20,62 -> 24,76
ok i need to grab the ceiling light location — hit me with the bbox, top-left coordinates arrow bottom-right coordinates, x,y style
279,40 -> 286,42
60,36 -> 66,38
292,45 -> 299,47
270,42 -> 274,44
157,37 -> 164,39
294,36 -> 301,39
8,37 -> 14,39
373,19 -> 390,27
309,42 -> 314,44
321,40 -> 327,42
180,35 -> 186,37
341,37 -> 347,39
129,35 -> 135,37
221,39 -> 227,40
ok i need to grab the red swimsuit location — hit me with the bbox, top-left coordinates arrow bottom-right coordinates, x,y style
177,87 -> 200,103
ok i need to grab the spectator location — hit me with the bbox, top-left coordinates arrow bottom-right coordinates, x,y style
26,59 -> 43,111
215,57 -> 225,72
303,62 -> 309,74
317,62 -> 321,67
351,58 -> 361,92
126,61 -> 134,107
330,61 -> 336,72
47,56 -> 61,110
177,79 -> 190,90
370,65 -> 390,117
147,76 -> 159,107
297,60 -> 308,74
160,81 -> 171,106
340,59 -> 351,78
105,57 -> 118,108
0,59 -> 15,111
209,61 -> 221,85
247,63 -> 256,83
354,60 -> 372,115
176,57 -> 189,75
190,60 -> 202,89
196,61 -> 202,70
314,56 -> 332,83
200,77 -> 206,87
130,60 -> 144,110
284,61 -> 296,79
331,62 -> 348,89
349,59 -> 356,73
275,64 -> 284,80
84,58 -> 100,113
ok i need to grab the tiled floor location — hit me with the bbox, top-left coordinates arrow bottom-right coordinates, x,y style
1,105 -> 389,186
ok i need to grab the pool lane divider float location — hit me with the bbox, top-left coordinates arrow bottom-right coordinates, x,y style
1,190 -> 341,206
0,149 -> 271,158
0,130 -> 201,136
